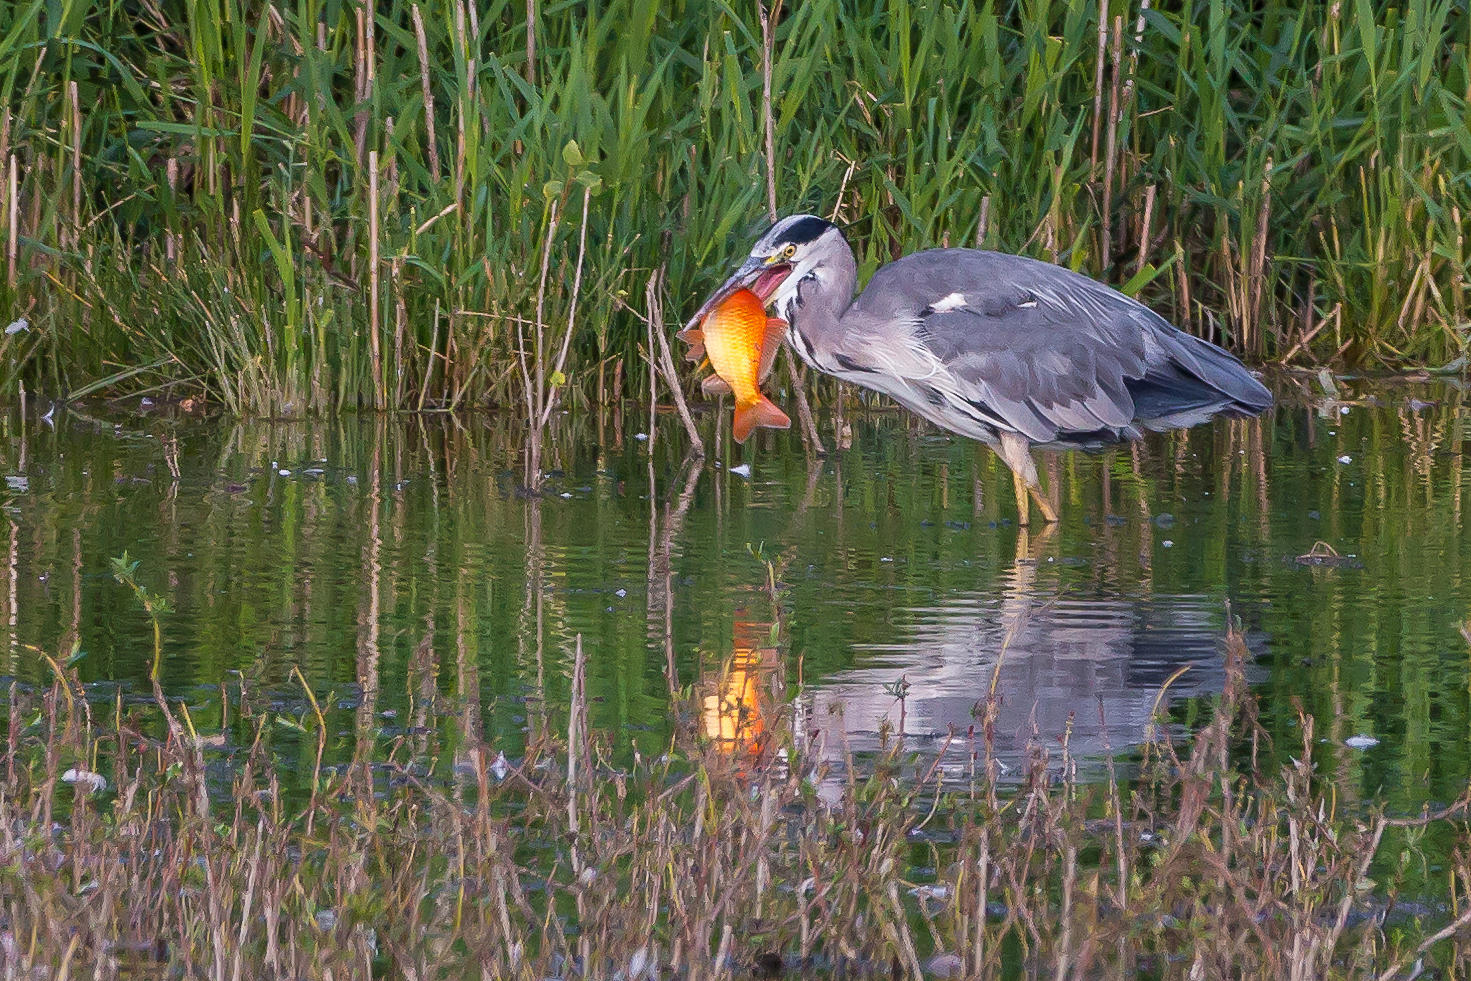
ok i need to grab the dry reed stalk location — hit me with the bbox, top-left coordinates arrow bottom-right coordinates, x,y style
647,288 -> 657,448
521,199 -> 558,481
1248,157 -> 1273,354
453,0 -> 468,210
759,0 -> 784,222
525,0 -> 537,87
166,158 -> 178,262
646,268 -> 705,455
369,150 -> 382,408
1137,183 -> 1156,274
411,5 -> 440,182
1122,0 -> 1150,108
1091,6 -> 1108,169
786,354 -> 824,454
1177,241 -> 1194,334
393,257 -> 408,405
1102,16 -> 1123,272
539,187 -> 591,432
69,81 -> 81,251
7,154 -> 16,287
353,7 -> 375,165
1452,202 -> 1465,327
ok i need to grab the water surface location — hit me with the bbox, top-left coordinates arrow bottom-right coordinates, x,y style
2,378 -> 1469,813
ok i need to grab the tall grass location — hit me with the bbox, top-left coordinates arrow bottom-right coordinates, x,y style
0,0 -> 1468,411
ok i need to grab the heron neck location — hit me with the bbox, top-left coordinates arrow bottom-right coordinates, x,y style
795,241 -> 858,337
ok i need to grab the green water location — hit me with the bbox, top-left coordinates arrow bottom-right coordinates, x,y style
2,379 -> 1469,812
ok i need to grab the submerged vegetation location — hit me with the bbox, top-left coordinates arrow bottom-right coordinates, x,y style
0,0 -> 1468,412
4,624 -> 1471,977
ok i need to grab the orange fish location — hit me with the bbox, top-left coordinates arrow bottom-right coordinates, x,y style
677,287 -> 790,442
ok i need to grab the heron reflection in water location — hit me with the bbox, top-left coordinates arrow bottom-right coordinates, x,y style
800,550 -> 1236,794
691,216 -> 1272,523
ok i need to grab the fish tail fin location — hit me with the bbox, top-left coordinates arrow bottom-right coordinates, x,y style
732,396 -> 791,443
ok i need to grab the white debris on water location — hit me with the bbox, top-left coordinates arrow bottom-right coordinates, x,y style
729,463 -> 751,477
1345,734 -> 1379,750
62,768 -> 108,793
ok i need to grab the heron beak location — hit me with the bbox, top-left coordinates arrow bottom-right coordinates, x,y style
687,257 -> 793,329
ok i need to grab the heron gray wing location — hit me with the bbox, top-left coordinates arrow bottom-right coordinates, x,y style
847,248 -> 1268,442
914,305 -> 1142,442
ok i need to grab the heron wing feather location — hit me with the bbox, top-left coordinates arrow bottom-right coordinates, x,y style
846,248 -> 1266,440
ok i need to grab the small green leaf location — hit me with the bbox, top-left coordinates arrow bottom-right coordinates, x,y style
575,171 -> 603,193
543,180 -> 564,200
562,140 -> 584,166
549,370 -> 566,386
65,641 -> 87,667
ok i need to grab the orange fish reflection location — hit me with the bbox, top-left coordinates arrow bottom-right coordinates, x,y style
700,618 -> 783,764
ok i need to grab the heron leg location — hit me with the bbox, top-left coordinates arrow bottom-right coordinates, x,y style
1011,469 -> 1029,528
998,431 -> 1058,525
1028,482 -> 1058,524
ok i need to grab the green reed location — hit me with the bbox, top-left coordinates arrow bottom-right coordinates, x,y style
0,0 -> 1468,410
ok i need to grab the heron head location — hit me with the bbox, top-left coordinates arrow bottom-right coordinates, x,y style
689,215 -> 845,327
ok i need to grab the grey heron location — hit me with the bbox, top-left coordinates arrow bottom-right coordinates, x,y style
691,215 -> 1273,524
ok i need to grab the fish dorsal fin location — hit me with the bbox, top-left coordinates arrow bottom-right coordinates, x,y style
701,374 -> 733,397
758,317 -> 786,382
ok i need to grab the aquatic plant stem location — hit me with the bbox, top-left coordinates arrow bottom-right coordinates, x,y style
538,187 -> 590,433
647,268 -> 704,456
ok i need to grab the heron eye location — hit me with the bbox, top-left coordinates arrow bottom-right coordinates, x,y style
781,244 -> 797,260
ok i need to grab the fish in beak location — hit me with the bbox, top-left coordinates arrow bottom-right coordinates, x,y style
677,286 -> 790,442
